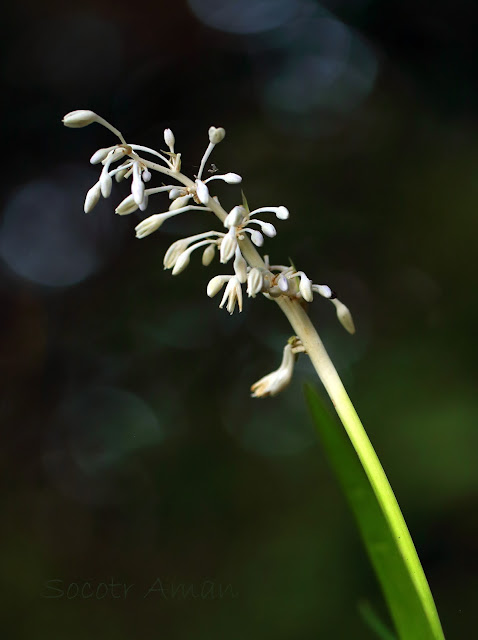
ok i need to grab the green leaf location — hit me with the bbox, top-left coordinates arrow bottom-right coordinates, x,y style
304,384 -> 445,640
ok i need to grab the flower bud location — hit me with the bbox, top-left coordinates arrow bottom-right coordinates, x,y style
169,188 -> 183,200
312,284 -> 332,299
115,165 -> 130,182
332,299 -> 355,334
233,250 -> 247,283
261,222 -> 276,238
208,126 -> 226,144
247,268 -> 263,298
219,227 -> 237,264
250,344 -> 295,398
62,109 -> 98,128
275,206 -> 289,220
164,239 -> 190,269
115,194 -> 138,215
169,194 -> 191,211
90,146 -> 116,164
224,205 -> 245,228
84,182 -> 101,213
139,195 -> 149,211
132,177 -> 145,206
207,275 -> 230,298
172,250 -> 190,275
250,230 -> 264,247
202,243 -> 216,266
100,171 -> 112,198
299,273 -> 313,302
195,180 -> 209,205
223,173 -> 242,184
135,214 -> 167,239
278,274 -> 289,292
142,169 -> 152,182
164,128 -> 175,151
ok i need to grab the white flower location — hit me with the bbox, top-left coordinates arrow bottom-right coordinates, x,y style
132,162 -> 145,205
164,239 -> 191,269
219,276 -> 243,314
224,206 -> 245,228
84,182 -> 101,213
90,145 -> 117,164
247,268 -> 263,298
169,194 -> 192,211
202,244 -> 216,266
219,226 -> 237,263
207,275 -> 231,298
297,272 -> 313,302
115,194 -> 139,215
99,169 -> 112,198
195,180 -> 210,205
164,128 -> 175,152
332,299 -> 355,334
62,110 -> 98,128
172,250 -> 191,275
135,214 -> 168,239
250,344 -> 295,398
312,284 -> 333,299
233,248 -> 247,283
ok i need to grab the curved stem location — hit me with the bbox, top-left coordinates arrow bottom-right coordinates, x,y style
275,296 -> 445,640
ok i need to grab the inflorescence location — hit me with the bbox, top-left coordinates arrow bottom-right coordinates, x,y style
63,109 -> 355,396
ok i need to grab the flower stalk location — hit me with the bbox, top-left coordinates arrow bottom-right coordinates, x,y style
62,111 -> 445,639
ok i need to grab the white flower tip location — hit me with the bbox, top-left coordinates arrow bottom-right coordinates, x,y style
262,222 -> 276,238
84,182 -> 101,213
62,110 -> 98,128
164,128 -> 175,151
172,251 -> 190,275
247,268 -> 263,298
334,300 -> 356,334
100,172 -> 112,198
276,206 -> 289,220
115,194 -> 138,215
207,275 -> 229,298
169,194 -> 191,211
135,214 -> 163,239
224,172 -> 242,184
208,126 -> 226,144
299,274 -> 313,303
195,180 -> 210,205
224,206 -> 245,228
250,344 -> 295,398
90,146 -> 115,165
202,244 -> 216,267
250,230 -> 264,247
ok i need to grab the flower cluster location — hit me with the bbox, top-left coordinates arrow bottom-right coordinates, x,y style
63,109 -> 355,396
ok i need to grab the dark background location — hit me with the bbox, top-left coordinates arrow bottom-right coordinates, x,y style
1,0 -> 477,638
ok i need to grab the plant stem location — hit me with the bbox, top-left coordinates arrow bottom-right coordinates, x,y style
275,294 -> 445,640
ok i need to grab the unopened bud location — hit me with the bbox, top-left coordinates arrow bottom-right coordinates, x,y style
115,194 -> 138,215
250,230 -> 264,247
164,128 -> 175,151
219,227 -> 237,264
247,268 -> 263,298
233,250 -> 247,283
164,239 -> 190,269
169,194 -> 191,211
332,299 -> 355,334
90,146 -> 116,164
172,250 -> 190,275
261,222 -> 276,238
195,180 -> 209,205
100,171 -> 112,198
299,273 -> 313,303
202,243 -> 216,266
84,182 -> 101,213
223,173 -> 242,184
224,205 -> 245,228
207,275 -> 230,298
62,109 -> 98,128
142,169 -> 152,182
275,206 -> 289,220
